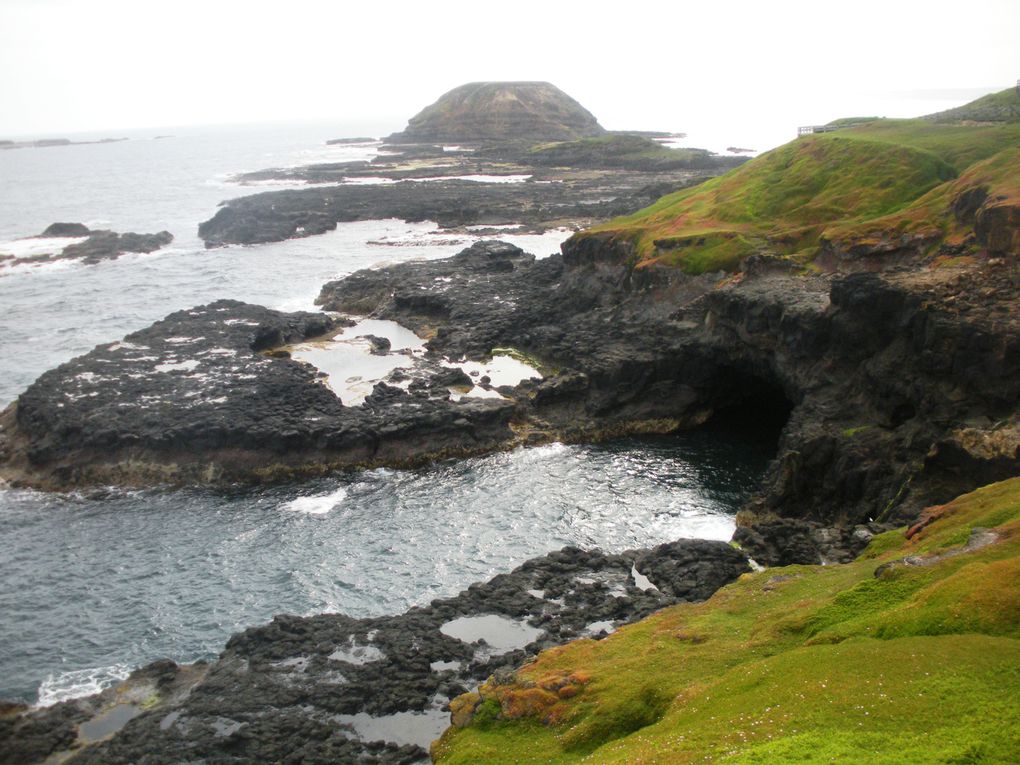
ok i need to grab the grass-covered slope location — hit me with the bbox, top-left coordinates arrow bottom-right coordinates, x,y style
572,116 -> 1020,274
434,477 -> 1020,764
924,86 -> 1020,124
824,144 -> 1020,256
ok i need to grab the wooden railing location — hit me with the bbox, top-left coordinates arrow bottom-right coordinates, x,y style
797,125 -> 842,136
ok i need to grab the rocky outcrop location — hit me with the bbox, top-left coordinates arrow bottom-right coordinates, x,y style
0,299 -> 518,490
202,90 -> 742,251
0,539 -> 748,765
60,229 -> 174,265
387,82 -> 605,144
0,224 -> 173,267
974,197 -> 1020,256
40,222 -> 91,237
197,170 -> 704,248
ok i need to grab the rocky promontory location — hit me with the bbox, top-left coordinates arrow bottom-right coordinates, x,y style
197,173 -> 699,248
0,296 -> 524,490
316,237 -> 1020,564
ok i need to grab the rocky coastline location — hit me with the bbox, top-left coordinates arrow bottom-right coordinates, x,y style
3,233 -> 1019,764
4,83 -> 1020,763
198,140 -> 745,248
5,232 -> 1020,550
198,82 -> 744,249
1,539 -> 749,765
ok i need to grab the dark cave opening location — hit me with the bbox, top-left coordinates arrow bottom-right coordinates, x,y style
700,373 -> 795,451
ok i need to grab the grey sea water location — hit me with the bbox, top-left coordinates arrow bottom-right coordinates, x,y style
0,123 -> 773,705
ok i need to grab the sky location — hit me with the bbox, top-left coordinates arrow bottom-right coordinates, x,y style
1,0 -> 1017,152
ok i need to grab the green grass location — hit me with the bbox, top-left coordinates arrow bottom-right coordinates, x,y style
825,143 -> 1020,249
434,478 -> 1020,764
569,112 -> 1020,273
828,119 -> 1020,172
925,87 -> 1020,124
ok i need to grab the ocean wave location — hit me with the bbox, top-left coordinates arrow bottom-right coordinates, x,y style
0,236 -> 88,259
36,664 -> 131,706
281,487 -> 348,515
0,256 -> 84,278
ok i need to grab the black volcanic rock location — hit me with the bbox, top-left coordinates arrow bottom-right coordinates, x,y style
0,539 -> 748,765
40,222 -> 90,237
1,225 -> 175,268
8,236 -> 1020,572
388,81 -> 605,144
0,299 -> 518,490
59,229 -> 173,265
197,175 -> 694,248
319,239 -> 1020,563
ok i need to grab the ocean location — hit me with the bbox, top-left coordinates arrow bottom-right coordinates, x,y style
0,122 -> 773,705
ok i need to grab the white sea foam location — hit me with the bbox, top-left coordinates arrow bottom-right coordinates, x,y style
1,256 -> 84,278
340,176 -> 397,186
407,174 -> 531,184
0,236 -> 88,259
281,487 -> 348,515
464,223 -> 525,232
36,664 -> 131,706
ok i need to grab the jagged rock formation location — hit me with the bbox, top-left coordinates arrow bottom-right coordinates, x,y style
319,240 -> 1020,565
387,82 -> 605,144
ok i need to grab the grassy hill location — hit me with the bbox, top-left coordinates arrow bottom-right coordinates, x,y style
569,96 -> 1020,274
924,86 -> 1020,123
434,477 -> 1020,764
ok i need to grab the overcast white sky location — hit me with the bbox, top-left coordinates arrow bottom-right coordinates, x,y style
1,0 -> 1017,149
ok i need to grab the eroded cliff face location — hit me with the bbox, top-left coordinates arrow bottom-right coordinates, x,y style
566,244 -> 1020,558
